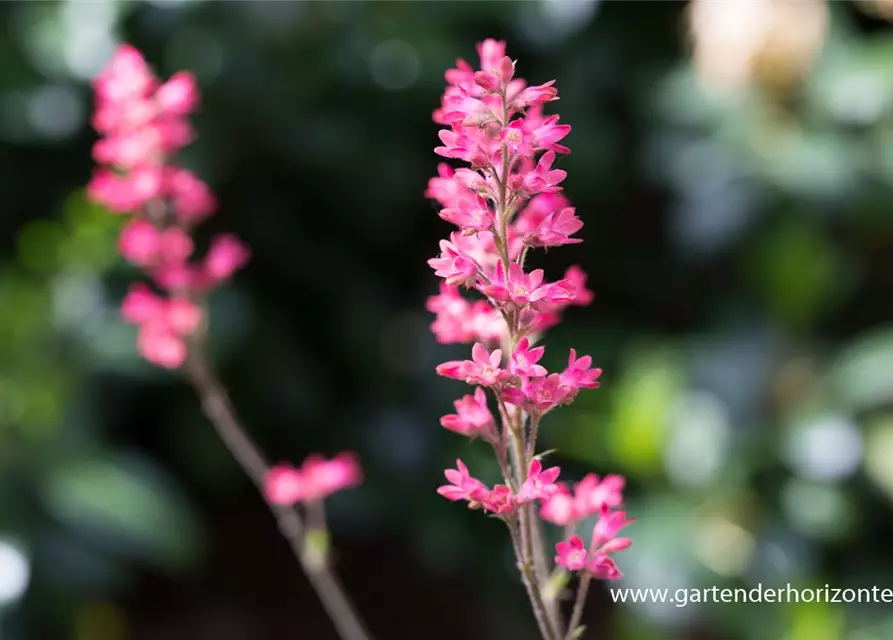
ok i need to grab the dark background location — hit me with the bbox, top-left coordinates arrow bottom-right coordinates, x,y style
3,1 -> 893,639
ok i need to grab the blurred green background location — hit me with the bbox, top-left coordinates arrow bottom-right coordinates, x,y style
3,1 -> 893,639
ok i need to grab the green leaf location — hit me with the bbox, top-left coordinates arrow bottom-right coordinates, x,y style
41,453 -> 205,573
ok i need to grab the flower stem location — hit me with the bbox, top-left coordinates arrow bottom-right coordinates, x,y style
183,345 -> 374,640
513,507 -> 561,640
565,571 -> 592,640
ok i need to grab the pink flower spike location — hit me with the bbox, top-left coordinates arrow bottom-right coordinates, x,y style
264,464 -> 307,505
510,337 -> 547,377
516,458 -> 561,504
555,535 -> 587,571
437,459 -> 488,502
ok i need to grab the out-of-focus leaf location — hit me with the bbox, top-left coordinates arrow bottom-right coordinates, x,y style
786,597 -> 844,640
829,326 -> 893,411
746,216 -> 849,330
863,415 -> 893,503
605,347 -> 682,477
40,453 -> 204,573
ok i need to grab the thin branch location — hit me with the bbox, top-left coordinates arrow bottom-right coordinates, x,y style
565,572 -> 592,640
183,346 -> 374,640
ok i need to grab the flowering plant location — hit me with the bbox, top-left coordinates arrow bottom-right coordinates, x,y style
87,45 -> 371,640
428,39 -> 634,639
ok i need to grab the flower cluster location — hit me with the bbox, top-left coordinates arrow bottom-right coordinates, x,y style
87,45 -> 249,368
554,509 -> 633,580
265,452 -> 363,506
427,39 -> 633,634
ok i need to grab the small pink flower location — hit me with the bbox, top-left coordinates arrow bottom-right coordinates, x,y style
265,452 -> 363,506
439,196 -> 495,233
591,510 -> 634,553
137,323 -> 187,368
165,297 -> 202,335
93,44 -> 156,107
158,227 -> 195,265
540,483 -> 577,526
587,554 -> 623,580
426,284 -> 504,345
555,535 -> 587,571
476,39 -> 507,73
503,374 -> 568,413
521,151 -> 566,194
118,219 -> 161,266
440,387 -> 495,439
300,452 -> 364,502
265,464 -> 306,505
426,163 -> 468,207
524,109 -> 571,154
434,126 -> 483,165
531,207 -> 583,247
201,234 -> 250,284
480,261 -> 549,308
574,474 -> 624,517
121,283 -> 165,324
562,265 -> 594,306
480,484 -> 516,515
436,342 -> 510,387
554,509 -> 632,578
560,349 -> 602,401
428,234 -> 480,286
87,169 -> 141,213
166,167 -> 217,224
155,72 -> 199,115
512,81 -> 559,109
437,459 -> 488,502
516,458 -> 561,503
500,119 -> 531,155
509,337 -> 547,378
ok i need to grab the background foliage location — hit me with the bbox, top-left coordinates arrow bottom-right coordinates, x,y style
2,1 -> 893,639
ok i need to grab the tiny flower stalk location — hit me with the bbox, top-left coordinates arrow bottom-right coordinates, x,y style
429,40 -> 635,639
88,45 -> 373,640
